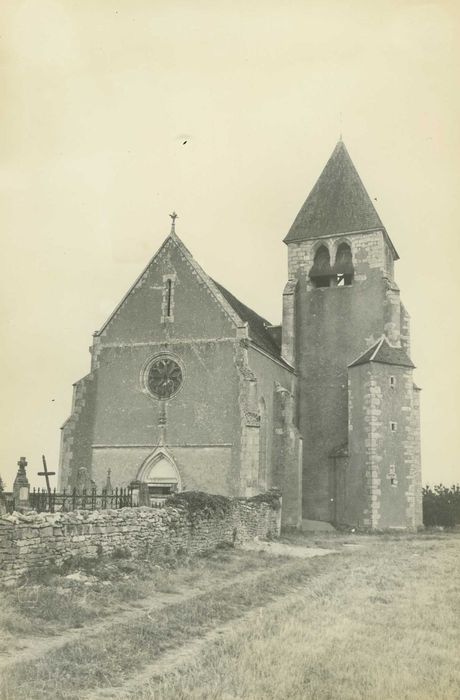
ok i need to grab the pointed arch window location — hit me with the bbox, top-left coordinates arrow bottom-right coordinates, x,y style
310,246 -> 333,288
333,243 -> 354,286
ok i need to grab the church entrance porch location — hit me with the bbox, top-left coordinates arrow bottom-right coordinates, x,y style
137,451 -> 181,506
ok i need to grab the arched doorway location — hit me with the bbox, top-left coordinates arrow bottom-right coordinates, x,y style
137,450 -> 181,506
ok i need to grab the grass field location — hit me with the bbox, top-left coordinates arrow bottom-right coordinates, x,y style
0,531 -> 459,700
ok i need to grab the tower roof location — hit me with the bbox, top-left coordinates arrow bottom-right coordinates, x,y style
349,337 -> 415,369
284,141 -> 385,243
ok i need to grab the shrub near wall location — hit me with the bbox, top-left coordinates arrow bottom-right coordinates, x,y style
0,491 -> 281,586
423,484 -> 460,527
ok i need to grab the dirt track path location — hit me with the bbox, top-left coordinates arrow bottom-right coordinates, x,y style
0,543 -> 336,674
81,584 -> 306,700
84,580 -> 313,700
79,545 -> 338,700
0,568 -> 269,672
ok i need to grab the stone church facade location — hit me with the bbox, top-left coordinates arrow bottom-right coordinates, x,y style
59,141 -> 422,530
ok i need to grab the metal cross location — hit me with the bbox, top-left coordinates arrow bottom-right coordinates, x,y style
169,211 -> 178,234
37,455 -> 56,510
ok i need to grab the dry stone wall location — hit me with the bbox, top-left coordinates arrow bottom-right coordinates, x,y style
0,492 -> 281,585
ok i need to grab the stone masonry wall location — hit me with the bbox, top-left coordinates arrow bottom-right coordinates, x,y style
0,494 -> 281,586
287,230 -> 386,286
287,230 -> 391,521
348,362 -> 420,530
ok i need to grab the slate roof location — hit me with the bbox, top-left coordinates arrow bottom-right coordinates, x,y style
284,141 -> 385,243
349,337 -> 415,369
212,280 -> 283,361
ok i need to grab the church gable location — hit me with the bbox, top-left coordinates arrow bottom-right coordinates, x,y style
97,235 -> 242,344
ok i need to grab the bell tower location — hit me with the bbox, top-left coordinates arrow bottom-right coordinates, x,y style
282,141 -> 421,527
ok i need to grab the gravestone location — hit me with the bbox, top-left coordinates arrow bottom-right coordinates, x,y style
13,457 -> 30,510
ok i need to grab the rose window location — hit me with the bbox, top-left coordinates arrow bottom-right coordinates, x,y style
147,357 -> 183,399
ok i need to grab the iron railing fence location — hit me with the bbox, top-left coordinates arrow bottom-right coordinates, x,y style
1,488 -> 171,514
29,486 -> 136,513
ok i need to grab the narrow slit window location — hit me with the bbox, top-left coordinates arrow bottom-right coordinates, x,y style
389,376 -> 396,389
162,276 -> 175,322
390,421 -> 397,432
388,464 -> 397,487
166,279 -> 172,317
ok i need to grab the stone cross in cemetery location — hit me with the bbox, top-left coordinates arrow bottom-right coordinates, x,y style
37,454 -> 56,512
13,456 -> 30,510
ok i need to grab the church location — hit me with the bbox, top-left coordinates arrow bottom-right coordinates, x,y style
59,141 -> 423,530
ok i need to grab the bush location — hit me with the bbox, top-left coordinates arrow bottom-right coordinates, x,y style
423,484 -> 460,527
165,491 -> 232,519
247,488 -> 282,511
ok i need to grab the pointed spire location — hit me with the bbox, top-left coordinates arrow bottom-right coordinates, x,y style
284,141 -> 384,243
169,211 -> 178,235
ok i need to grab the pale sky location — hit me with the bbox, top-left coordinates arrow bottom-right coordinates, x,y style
1,1 -> 459,490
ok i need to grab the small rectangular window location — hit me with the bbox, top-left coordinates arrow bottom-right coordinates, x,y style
387,464 -> 398,487
390,421 -> 397,432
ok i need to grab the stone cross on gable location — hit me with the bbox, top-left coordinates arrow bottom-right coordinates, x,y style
169,211 -> 178,235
